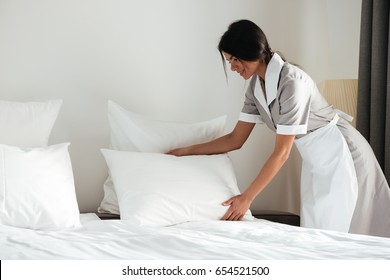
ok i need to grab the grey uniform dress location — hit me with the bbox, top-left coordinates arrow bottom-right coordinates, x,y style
240,53 -> 390,237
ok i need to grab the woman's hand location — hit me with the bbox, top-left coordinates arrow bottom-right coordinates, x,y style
166,147 -> 191,156
221,194 -> 252,221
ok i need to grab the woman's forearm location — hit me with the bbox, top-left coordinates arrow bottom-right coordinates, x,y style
182,133 -> 242,155
242,134 -> 295,201
168,120 -> 255,156
243,151 -> 289,201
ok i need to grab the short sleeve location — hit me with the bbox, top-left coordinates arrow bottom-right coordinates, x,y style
276,80 -> 311,135
239,83 -> 264,124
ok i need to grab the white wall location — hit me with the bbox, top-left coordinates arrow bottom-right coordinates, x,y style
0,0 -> 361,213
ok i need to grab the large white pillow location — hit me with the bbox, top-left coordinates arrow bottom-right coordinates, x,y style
98,100 -> 227,214
0,99 -> 62,147
107,100 -> 226,152
101,149 -> 253,226
0,143 -> 80,230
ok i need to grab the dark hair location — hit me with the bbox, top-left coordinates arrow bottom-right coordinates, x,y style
218,19 -> 273,76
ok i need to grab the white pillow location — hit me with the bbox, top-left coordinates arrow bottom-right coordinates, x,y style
101,149 -> 253,226
0,143 -> 80,230
98,100 -> 227,214
108,100 -> 226,152
0,99 -> 62,147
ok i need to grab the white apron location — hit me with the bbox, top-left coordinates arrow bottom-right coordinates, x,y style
294,114 -> 358,232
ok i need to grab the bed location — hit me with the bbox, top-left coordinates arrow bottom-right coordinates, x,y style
1,99 -> 390,261
1,213 -> 390,260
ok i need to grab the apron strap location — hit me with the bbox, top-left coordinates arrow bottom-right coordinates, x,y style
334,109 -> 353,123
329,113 -> 340,126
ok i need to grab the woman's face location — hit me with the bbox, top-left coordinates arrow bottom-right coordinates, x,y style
222,51 -> 261,80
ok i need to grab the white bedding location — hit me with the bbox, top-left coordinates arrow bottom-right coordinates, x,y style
1,214 -> 389,260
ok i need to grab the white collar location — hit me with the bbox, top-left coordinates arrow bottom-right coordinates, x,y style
264,52 -> 285,105
253,53 -> 284,119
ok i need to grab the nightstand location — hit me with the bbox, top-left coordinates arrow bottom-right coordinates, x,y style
251,210 -> 300,226
96,211 -> 300,226
96,213 -> 120,220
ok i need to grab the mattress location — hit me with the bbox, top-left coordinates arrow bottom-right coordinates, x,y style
1,213 -> 389,260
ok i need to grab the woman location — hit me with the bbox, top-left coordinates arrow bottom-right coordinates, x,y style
168,19 -> 390,237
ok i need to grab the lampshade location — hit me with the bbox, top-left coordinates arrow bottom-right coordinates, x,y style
317,79 -> 358,127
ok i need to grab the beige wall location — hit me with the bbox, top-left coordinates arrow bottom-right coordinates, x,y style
0,0 -> 361,213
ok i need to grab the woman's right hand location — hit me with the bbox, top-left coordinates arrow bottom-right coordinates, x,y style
166,147 -> 192,156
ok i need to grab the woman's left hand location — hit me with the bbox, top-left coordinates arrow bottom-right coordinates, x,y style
221,194 -> 252,221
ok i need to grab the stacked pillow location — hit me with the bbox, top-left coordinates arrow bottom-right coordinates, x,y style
98,100 -> 227,214
100,100 -> 253,226
0,100 -> 80,230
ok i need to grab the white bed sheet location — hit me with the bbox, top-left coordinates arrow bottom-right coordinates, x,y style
1,213 -> 389,260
